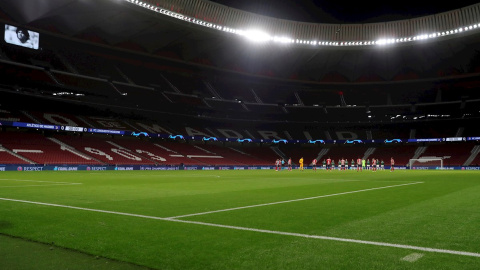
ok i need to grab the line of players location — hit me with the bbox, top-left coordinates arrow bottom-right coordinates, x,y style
275,157 -> 395,172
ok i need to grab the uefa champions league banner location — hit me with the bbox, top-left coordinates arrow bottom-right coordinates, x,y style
1,120 -> 478,147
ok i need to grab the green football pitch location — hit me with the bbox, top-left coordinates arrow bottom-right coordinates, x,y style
0,169 -> 479,269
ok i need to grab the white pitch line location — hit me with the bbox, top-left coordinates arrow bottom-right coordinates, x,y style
0,196 -> 479,258
88,173 -> 222,178
167,219 -> 480,258
167,182 -> 424,219
0,183 -> 82,188
0,179 -> 80,184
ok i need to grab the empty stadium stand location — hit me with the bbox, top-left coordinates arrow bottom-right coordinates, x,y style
54,134 -> 155,165
417,143 -> 477,166
0,132 -> 101,165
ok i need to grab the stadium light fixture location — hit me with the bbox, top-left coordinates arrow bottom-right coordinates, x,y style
376,39 -> 387,45
273,36 -> 294,44
238,29 -> 271,43
125,0 -> 480,48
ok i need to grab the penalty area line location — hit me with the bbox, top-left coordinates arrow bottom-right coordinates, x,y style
167,181 -> 424,219
0,196 -> 479,258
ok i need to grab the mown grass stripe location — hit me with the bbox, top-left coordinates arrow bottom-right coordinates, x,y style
2,192 -> 480,259
167,182 -> 424,219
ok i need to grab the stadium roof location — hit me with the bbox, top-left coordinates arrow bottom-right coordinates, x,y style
208,0 -> 480,24
1,0 -> 480,83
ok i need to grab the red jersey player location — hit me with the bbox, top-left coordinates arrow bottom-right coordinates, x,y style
372,158 -> 377,172
341,158 -> 346,171
288,157 -> 292,171
312,158 -> 317,171
390,157 -> 395,172
357,157 -> 362,172
326,157 -> 332,171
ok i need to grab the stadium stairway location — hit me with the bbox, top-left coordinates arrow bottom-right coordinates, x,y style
412,146 -> 428,160
316,148 -> 329,162
0,145 -> 35,164
363,147 -> 375,160
464,145 -> 480,166
20,110 -> 42,124
271,146 -> 287,160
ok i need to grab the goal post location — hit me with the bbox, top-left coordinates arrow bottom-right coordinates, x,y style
409,158 -> 443,170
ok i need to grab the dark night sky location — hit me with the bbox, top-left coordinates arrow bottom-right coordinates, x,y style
208,0 -> 480,24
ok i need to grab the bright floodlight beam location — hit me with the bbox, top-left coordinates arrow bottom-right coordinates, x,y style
273,36 -> 294,44
239,30 -> 272,43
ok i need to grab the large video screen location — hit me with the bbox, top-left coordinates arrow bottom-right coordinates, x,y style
4,24 -> 40,50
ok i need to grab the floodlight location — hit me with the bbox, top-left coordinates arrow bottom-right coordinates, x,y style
239,30 -> 271,43
376,39 -> 387,45
273,36 -> 293,44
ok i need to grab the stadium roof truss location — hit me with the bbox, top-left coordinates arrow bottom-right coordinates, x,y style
123,0 -> 480,47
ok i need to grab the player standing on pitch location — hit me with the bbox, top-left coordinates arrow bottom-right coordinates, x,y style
326,157 -> 332,171
288,157 -> 292,171
390,157 -> 395,172
357,157 -> 362,172
372,158 -> 377,172
299,157 -> 304,171
312,158 -> 317,172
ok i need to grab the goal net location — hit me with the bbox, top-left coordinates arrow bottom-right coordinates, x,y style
409,158 -> 443,169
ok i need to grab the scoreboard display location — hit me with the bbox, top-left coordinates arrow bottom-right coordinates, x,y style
4,24 -> 40,50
